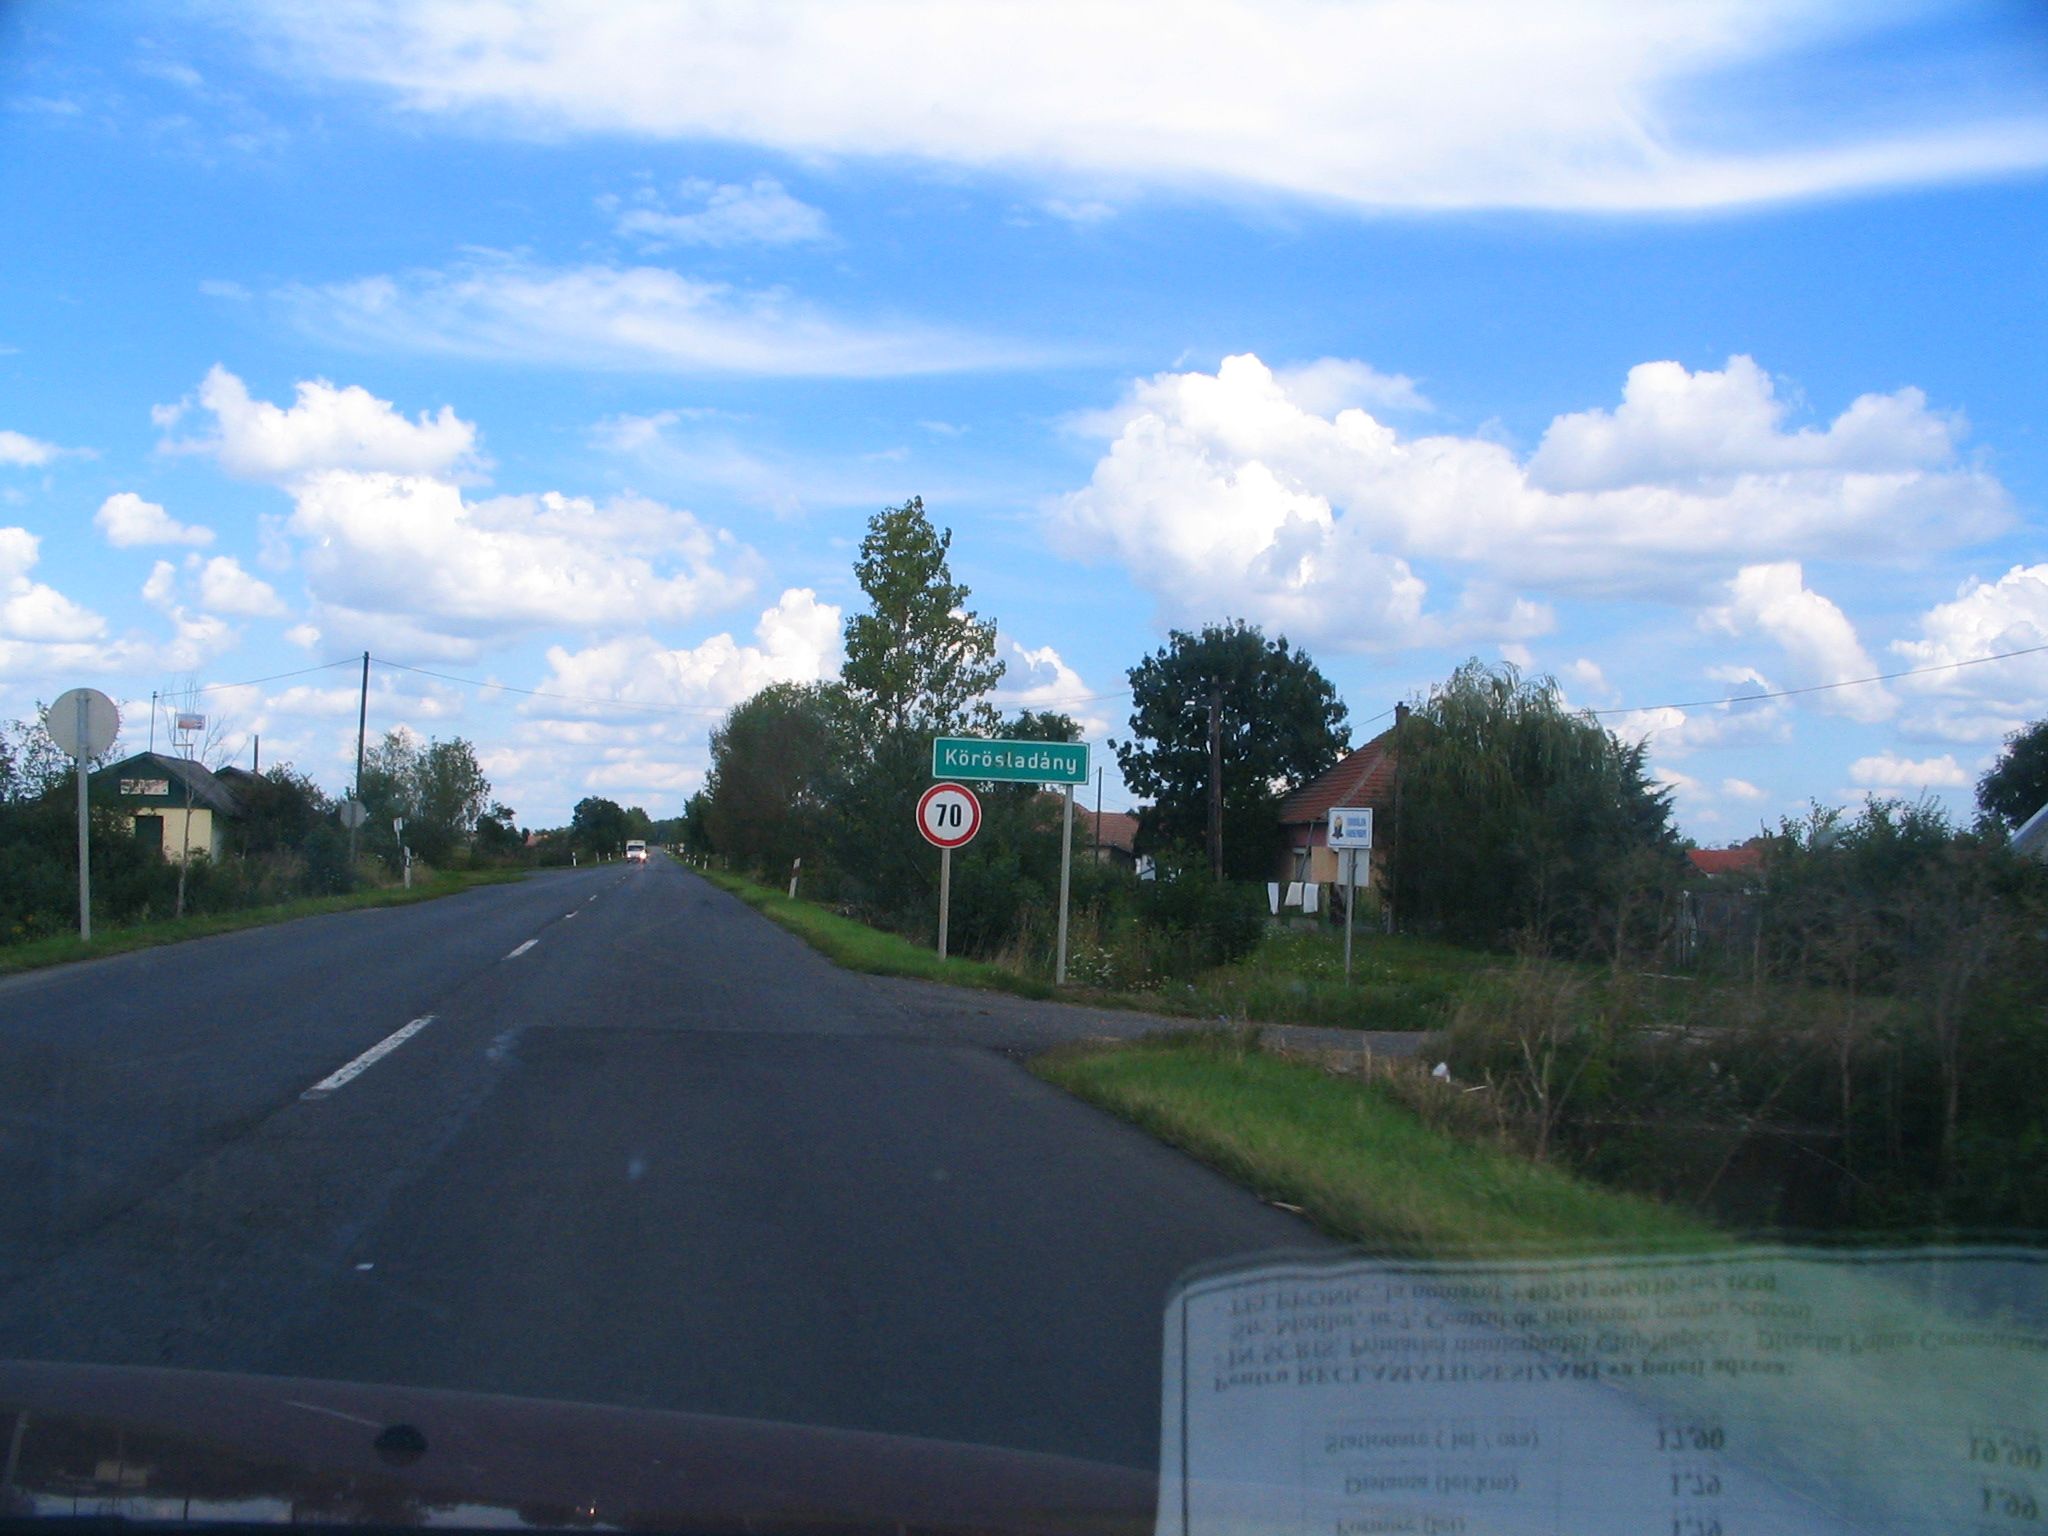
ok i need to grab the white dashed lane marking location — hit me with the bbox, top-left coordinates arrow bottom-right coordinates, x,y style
506,939 -> 538,959
301,1016 -> 435,1101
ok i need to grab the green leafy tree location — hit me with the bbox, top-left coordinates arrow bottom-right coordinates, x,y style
702,682 -> 852,876
228,765 -> 331,858
829,497 -> 1008,920
1113,620 -> 1349,882
569,795 -> 631,857
358,729 -> 492,864
1977,719 -> 2048,831
473,801 -> 523,860
840,496 -> 1005,735
2,704 -> 123,803
1391,659 -> 1679,950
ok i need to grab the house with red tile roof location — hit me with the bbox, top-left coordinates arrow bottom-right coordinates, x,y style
1274,706 -> 1405,887
1080,806 -> 1141,869
1686,843 -> 1765,879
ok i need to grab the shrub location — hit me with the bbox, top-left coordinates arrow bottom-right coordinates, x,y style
1137,852 -> 1266,972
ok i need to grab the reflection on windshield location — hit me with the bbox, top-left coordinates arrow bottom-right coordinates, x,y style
1162,1245 -> 2045,1536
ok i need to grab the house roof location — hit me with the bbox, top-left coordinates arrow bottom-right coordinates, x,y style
94,751 -> 243,817
1277,728 -> 1398,827
2010,801 -> 2048,862
1687,844 -> 1765,877
1081,808 -> 1140,853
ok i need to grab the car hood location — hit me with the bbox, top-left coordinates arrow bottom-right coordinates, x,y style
0,1360 -> 1153,1535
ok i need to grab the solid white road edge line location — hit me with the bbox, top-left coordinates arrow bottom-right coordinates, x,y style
507,938 -> 538,958
300,1016 -> 435,1100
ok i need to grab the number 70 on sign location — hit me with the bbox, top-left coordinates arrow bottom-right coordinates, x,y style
916,782 -> 982,848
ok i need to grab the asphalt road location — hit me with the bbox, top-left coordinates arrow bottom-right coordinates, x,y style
0,857 -> 1324,1468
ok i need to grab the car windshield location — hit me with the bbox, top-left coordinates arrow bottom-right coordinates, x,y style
2,4 -> 2045,1533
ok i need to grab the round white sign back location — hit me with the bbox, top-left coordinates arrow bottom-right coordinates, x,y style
47,688 -> 120,761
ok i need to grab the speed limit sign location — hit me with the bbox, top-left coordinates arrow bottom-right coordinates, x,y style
916,782 -> 982,849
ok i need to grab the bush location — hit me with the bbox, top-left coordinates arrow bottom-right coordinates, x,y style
1137,853 -> 1266,972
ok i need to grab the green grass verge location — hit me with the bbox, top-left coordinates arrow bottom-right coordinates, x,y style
698,867 -> 1053,998
1033,1032 -> 1720,1256
0,866 -> 528,976
1090,923 -> 1508,1033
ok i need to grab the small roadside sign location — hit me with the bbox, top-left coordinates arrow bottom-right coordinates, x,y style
1327,808 -> 1373,984
46,688 -> 121,943
916,782 -> 982,849
1328,807 -> 1373,849
47,688 -> 119,761
917,782 -> 982,963
931,736 -> 1088,786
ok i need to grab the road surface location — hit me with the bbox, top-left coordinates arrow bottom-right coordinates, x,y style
0,858 -> 1324,1468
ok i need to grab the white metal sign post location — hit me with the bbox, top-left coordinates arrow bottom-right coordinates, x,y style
916,782 -> 981,959
46,688 -> 120,941
1328,807 -> 1374,984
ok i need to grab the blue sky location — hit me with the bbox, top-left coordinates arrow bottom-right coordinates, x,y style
3,0 -> 2045,836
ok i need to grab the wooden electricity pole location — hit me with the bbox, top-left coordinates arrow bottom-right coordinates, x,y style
1206,687 -> 1224,880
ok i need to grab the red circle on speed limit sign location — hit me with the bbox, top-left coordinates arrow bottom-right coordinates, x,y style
916,782 -> 982,849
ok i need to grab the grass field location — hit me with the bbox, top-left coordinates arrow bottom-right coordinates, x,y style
698,867 -> 1054,997
1033,1031 -> 1720,1255
1113,923 -> 1506,1032
0,866 -> 528,976
697,866 -> 1513,1029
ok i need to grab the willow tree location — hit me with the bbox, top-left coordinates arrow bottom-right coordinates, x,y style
1391,660 -> 1678,952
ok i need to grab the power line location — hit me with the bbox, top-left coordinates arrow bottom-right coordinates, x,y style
162,657 -> 363,700
375,657 -> 737,717
1586,640 -> 2048,718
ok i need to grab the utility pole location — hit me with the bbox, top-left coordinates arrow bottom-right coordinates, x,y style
148,690 -> 157,753
354,651 -> 370,795
1206,686 -> 1224,881
1388,701 -> 1408,933
1093,767 -> 1103,857
350,650 -> 370,867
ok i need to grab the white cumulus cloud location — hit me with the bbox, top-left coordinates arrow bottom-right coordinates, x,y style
1847,752 -> 1970,791
1,527 -> 106,642
162,365 -> 484,481
1054,353 -> 1999,649
286,472 -> 758,646
1703,562 -> 1892,723
530,588 -> 844,718
245,1 -> 2048,213
993,639 -> 1112,739
0,429 -> 62,468
194,555 -> 289,617
95,491 -> 216,548
1890,563 -> 2048,746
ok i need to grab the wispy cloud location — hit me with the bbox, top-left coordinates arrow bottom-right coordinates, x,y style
247,1 -> 2048,213
280,253 -> 1050,377
611,177 -> 829,249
